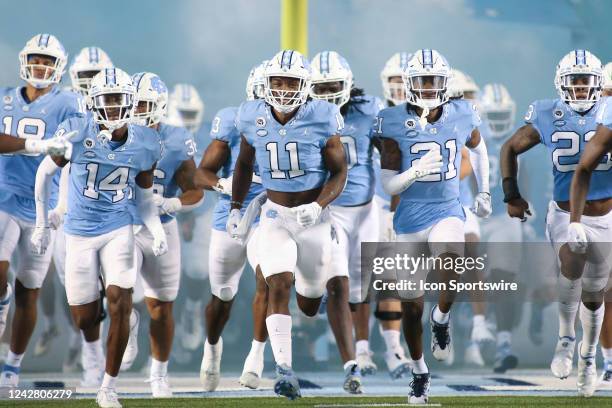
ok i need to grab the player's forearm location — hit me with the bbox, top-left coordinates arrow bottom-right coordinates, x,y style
0,134 -> 25,154
193,167 -> 220,190
34,156 -> 61,226
178,189 -> 204,212
231,161 -> 253,210
569,166 -> 592,223
316,167 -> 347,208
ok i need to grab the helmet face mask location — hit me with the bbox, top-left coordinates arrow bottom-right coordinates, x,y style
168,83 -> 204,133
19,34 -> 67,89
403,50 -> 450,111
263,50 -> 311,114
89,68 -> 135,133
386,76 -> 405,106
554,49 -> 602,113
246,61 -> 267,101
311,79 -> 350,106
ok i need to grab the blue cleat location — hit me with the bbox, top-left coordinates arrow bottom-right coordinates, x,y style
273,364 -> 301,400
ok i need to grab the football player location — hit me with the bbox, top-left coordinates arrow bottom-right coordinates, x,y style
375,49 -> 490,403
501,50 -> 610,397
228,50 -> 347,400
31,68 -> 167,407
121,72 -> 202,397
192,63 -> 265,392
0,34 -> 83,386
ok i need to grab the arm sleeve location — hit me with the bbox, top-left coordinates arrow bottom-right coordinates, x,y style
467,137 -> 490,194
136,185 -> 165,238
596,98 -> 612,129
54,163 -> 70,213
35,156 -> 61,226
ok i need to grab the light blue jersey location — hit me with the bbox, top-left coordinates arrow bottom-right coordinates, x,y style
210,106 -> 264,231
374,99 -> 480,234
526,98 -> 611,201
60,116 -> 161,237
334,95 -> 383,206
130,123 -> 196,225
236,99 -> 343,193
0,86 -> 84,222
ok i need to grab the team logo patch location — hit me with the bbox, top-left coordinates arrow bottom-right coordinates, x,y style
84,151 -> 96,158
266,209 -> 278,219
83,138 -> 95,149
405,119 -> 416,129
107,153 -> 115,160
553,109 -> 564,119
3,105 -> 13,111
256,129 -> 268,137
405,130 -> 418,138
553,120 -> 566,127
3,95 -> 12,104
429,127 -> 437,134
256,117 -> 266,127
279,129 -> 287,136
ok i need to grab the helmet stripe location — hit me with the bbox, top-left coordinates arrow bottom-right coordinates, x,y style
576,49 -> 586,65
105,68 -> 116,86
493,84 -> 501,102
400,52 -> 408,69
281,50 -> 294,69
321,51 -> 330,74
38,33 -> 50,48
422,49 -> 433,68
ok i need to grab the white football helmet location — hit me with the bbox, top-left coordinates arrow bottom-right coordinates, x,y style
403,49 -> 451,110
446,69 -> 479,100
132,72 -> 168,127
380,52 -> 411,106
480,83 -> 516,138
168,84 -> 204,133
554,49 -> 602,112
88,68 -> 135,132
19,34 -> 67,89
263,50 -> 311,113
603,62 -> 612,91
310,51 -> 353,107
246,60 -> 267,101
69,47 -> 114,96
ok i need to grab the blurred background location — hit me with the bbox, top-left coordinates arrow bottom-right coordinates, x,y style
0,0 -> 609,376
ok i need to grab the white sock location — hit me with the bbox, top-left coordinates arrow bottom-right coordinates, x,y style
6,350 -> 24,367
355,339 -> 370,355
150,358 -> 168,378
382,330 -> 401,353
412,356 -> 428,374
266,314 -> 292,367
497,331 -> 512,347
432,305 -> 450,325
473,314 -> 485,327
101,372 -> 117,389
249,339 -> 266,357
558,301 -> 579,338
579,302 -> 604,357
601,347 -> 612,363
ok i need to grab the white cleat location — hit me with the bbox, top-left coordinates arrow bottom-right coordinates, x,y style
0,367 -> 19,388
200,337 -> 223,392
356,350 -> 377,376
464,343 -> 485,367
120,309 -> 140,371
599,360 -> 612,388
0,284 -> 12,338
96,387 -> 121,408
550,336 -> 575,379
577,345 -> 597,397
384,349 -> 412,380
471,319 -> 495,344
240,349 -> 264,389
148,375 -> 173,398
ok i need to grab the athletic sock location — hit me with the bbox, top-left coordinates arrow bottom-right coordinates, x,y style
5,350 -> 24,368
382,330 -> 402,353
412,356 -> 428,374
150,358 -> 168,378
266,314 -> 292,368
579,302 -> 604,357
355,339 -> 370,355
432,305 -> 450,325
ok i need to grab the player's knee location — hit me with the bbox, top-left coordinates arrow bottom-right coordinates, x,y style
326,276 -> 348,299
106,287 -> 132,318
146,298 -> 173,322
266,273 -> 292,298
374,307 -> 403,321
216,287 -> 236,302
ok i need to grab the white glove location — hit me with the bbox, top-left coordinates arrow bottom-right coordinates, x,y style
471,192 -> 492,218
381,149 -> 443,195
25,130 -> 78,158
291,202 -> 322,227
153,194 -> 182,215
567,222 -> 588,254
411,149 -> 444,179
48,208 -> 64,230
30,225 -> 51,255
226,209 -> 243,241
151,231 -> 168,257
213,176 -> 232,196
382,211 -> 396,242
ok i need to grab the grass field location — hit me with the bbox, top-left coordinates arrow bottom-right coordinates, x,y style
5,396 -> 612,408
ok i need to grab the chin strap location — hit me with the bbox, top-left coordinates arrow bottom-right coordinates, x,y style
418,106 -> 430,130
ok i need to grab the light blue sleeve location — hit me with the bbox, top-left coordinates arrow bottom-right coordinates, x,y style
523,101 -> 543,143
234,102 -> 253,146
210,108 -> 236,143
327,103 -> 344,136
596,97 -> 612,129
